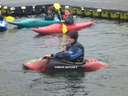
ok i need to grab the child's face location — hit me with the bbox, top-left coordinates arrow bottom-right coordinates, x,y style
64,10 -> 70,16
67,36 -> 75,44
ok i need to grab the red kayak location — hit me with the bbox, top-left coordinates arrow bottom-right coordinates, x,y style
32,20 -> 95,34
23,58 -> 108,73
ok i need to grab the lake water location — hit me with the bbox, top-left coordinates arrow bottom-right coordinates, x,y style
0,17 -> 128,96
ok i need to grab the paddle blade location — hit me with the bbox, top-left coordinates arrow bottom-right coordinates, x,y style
53,3 -> 61,11
5,16 -> 15,22
62,24 -> 68,34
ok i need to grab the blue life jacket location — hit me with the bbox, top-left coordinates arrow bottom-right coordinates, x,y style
44,12 -> 55,20
55,42 -> 84,62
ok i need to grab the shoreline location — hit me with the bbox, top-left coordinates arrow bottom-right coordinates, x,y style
1,0 -> 128,21
1,0 -> 128,11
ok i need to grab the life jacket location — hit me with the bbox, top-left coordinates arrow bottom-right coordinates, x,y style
55,42 -> 84,63
44,12 -> 55,20
66,42 -> 84,62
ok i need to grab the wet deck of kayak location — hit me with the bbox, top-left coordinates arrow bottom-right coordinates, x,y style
0,17 -> 128,96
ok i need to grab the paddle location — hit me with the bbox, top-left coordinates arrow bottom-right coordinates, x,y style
4,16 -> 15,22
53,3 -> 68,34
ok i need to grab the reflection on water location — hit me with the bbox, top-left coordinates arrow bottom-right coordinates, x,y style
0,18 -> 128,96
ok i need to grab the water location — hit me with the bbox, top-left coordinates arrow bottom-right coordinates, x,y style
0,17 -> 128,96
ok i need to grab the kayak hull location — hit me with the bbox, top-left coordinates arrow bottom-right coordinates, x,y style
9,18 -> 60,28
33,20 -> 95,34
23,58 -> 108,73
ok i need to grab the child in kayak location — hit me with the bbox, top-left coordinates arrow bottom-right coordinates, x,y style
44,6 -> 55,20
44,5 -> 62,21
62,9 -> 74,25
43,31 -> 84,71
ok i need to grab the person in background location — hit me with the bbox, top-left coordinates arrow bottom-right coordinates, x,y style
62,9 -> 74,25
44,3 -> 74,24
44,4 -> 62,21
44,6 -> 55,20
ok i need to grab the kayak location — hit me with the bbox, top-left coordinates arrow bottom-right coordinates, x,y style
0,20 -> 7,31
23,58 -> 108,73
8,18 -> 61,28
33,20 -> 95,34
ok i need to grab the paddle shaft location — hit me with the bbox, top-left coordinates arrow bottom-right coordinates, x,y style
54,3 -> 67,33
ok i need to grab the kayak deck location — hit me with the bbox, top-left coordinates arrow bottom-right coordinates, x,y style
9,18 -> 60,28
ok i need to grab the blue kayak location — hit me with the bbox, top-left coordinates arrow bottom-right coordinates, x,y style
0,20 -> 7,31
8,18 -> 61,28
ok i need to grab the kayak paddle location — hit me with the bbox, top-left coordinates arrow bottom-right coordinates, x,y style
4,16 -> 15,22
53,3 -> 68,34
